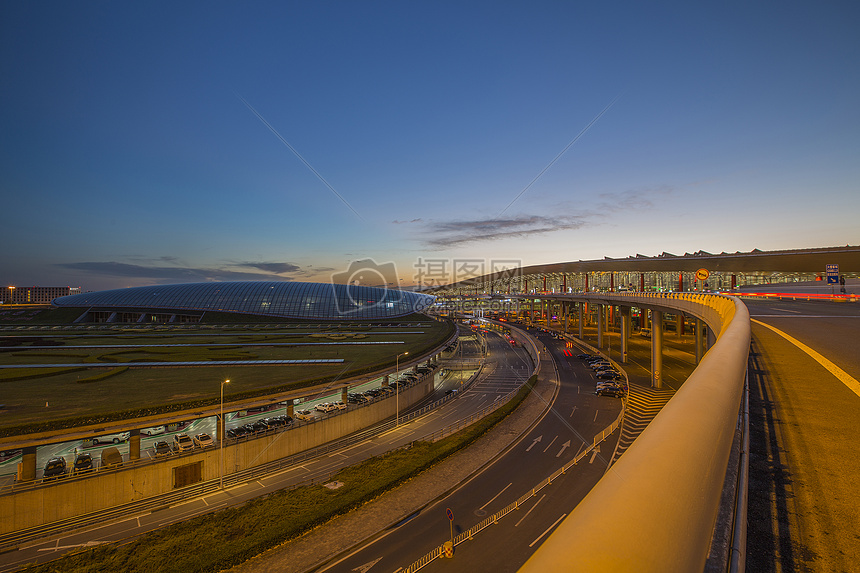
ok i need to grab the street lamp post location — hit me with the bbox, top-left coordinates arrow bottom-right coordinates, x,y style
396,352 -> 408,426
220,379 -> 230,489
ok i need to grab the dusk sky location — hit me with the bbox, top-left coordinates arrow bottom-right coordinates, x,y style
2,1 -> 858,292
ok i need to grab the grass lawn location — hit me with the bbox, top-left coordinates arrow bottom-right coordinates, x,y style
0,315 -> 454,436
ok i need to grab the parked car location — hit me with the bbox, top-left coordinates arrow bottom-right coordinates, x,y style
639,329 -> 651,338
295,409 -> 315,422
141,426 -> 165,436
43,456 -> 67,479
596,371 -> 623,380
193,433 -> 214,448
73,453 -> 93,474
226,427 -> 247,439
331,401 -> 347,411
595,386 -> 624,398
101,446 -> 123,468
173,433 -> 194,452
577,353 -> 593,360
315,402 -> 335,413
153,441 -> 172,457
90,432 -> 130,446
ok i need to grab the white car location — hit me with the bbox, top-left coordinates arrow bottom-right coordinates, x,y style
315,403 -> 335,413
141,426 -> 165,436
295,409 -> 315,421
193,433 -> 214,448
90,432 -> 130,446
331,401 -> 347,410
173,433 -> 194,452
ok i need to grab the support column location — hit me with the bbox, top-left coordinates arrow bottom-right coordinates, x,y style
651,310 -> 664,388
19,446 -> 36,482
544,300 -> 550,327
341,387 -> 349,404
382,374 -> 390,387
695,318 -> 703,364
640,273 -> 645,292
597,304 -> 604,349
621,307 -> 630,363
287,402 -> 294,417
129,428 -> 141,461
578,303 -> 584,339
676,314 -> 683,339
563,302 -> 570,333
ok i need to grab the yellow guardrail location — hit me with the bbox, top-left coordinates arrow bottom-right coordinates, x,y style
519,293 -> 749,572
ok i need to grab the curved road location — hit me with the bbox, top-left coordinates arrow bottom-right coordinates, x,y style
744,299 -> 860,573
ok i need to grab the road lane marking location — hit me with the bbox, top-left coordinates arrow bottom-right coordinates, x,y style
352,557 -> 383,572
593,410 -> 599,422
752,319 -> 860,399
569,406 -> 577,418
529,513 -> 568,547
480,483 -> 512,510
514,494 -> 546,527
542,435 -> 558,453
556,440 -> 571,458
525,435 -> 542,451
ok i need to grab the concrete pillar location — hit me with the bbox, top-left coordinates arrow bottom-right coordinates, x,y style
597,304 -> 604,349
20,446 -> 36,482
676,314 -> 683,339
621,307 -> 630,363
342,387 -> 349,403
129,429 -> 141,460
287,402 -> 294,417
578,303 -> 584,339
640,273 -> 645,292
382,374 -> 390,387
544,300 -> 550,327
652,310 -> 663,388
695,318 -> 703,364
563,302 -> 570,333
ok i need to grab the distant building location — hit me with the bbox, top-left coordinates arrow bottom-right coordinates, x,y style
4,286 -> 81,304
52,281 -> 434,322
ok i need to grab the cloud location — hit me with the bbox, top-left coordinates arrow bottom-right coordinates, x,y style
422,214 -> 590,248
238,261 -> 301,274
392,218 -> 423,225
418,185 -> 676,249
56,262 -> 296,283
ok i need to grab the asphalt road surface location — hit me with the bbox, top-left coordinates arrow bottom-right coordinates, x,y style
744,299 -> 860,573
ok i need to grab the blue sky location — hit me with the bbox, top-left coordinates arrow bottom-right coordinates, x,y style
2,1 -> 858,291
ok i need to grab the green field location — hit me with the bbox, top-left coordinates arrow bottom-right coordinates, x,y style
0,311 -> 454,436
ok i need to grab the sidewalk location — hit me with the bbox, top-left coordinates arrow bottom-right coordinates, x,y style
230,347 -> 557,573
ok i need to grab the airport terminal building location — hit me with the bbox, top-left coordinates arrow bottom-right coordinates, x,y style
52,281 -> 435,323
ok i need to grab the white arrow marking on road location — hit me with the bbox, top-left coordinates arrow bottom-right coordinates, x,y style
352,557 -> 383,572
525,435 -> 543,451
589,446 -> 601,464
556,440 -> 571,458
39,541 -> 110,551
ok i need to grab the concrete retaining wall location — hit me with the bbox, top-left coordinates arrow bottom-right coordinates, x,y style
0,378 -> 433,534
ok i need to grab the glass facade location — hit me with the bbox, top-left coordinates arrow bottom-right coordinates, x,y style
52,282 -> 435,320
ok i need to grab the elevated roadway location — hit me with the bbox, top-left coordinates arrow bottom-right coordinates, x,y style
744,299 -> 860,572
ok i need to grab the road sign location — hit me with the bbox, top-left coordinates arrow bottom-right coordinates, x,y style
446,508 -> 454,521
695,268 -> 710,281
826,264 -> 839,284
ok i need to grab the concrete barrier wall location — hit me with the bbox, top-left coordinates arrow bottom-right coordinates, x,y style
0,378 -> 433,534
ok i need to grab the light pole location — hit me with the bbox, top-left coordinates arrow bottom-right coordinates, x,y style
396,352 -> 408,426
220,379 -> 229,489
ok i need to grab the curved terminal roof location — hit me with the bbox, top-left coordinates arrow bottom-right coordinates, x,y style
52,281 -> 434,320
